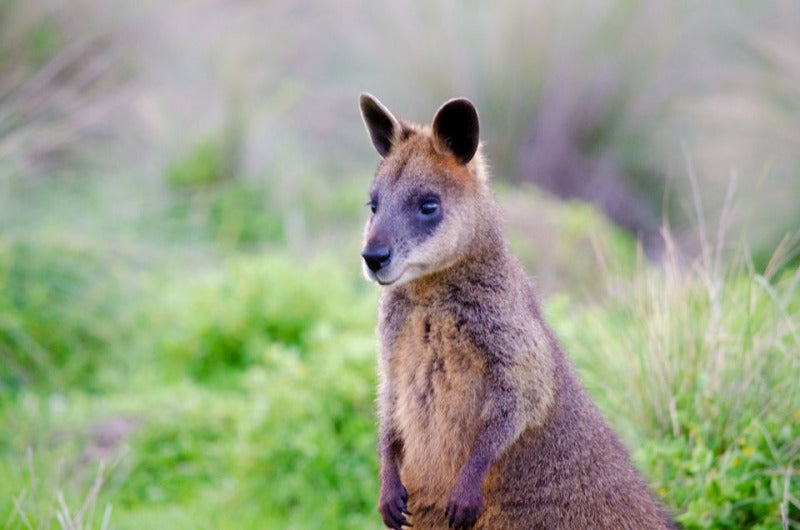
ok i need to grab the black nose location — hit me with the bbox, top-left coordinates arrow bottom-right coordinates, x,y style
362,246 -> 391,272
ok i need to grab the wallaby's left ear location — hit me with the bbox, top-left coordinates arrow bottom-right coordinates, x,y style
432,98 -> 480,165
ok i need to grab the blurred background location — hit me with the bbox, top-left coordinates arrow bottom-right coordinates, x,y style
1,0 -> 798,528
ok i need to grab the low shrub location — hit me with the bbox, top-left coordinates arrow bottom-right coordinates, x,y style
155,255 -> 374,381
0,238 -> 130,391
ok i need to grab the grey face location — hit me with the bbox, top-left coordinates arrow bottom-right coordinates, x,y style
361,183 -> 444,285
358,94 -> 482,287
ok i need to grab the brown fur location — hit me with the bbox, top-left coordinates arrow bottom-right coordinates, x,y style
360,94 -> 675,529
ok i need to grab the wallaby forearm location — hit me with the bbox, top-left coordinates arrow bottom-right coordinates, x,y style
379,427 -> 402,478
457,381 -> 518,484
378,425 -> 410,530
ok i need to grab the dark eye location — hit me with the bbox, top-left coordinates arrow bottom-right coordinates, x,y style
419,198 -> 439,216
367,200 -> 377,213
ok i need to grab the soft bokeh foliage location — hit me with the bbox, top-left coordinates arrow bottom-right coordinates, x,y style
1,0 -> 799,528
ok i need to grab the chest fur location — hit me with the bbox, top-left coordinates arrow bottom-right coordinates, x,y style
383,305 -> 489,496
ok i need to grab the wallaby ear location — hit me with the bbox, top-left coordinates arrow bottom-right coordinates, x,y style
360,93 -> 401,158
432,98 -> 479,165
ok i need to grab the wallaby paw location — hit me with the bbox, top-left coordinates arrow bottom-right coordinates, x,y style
445,484 -> 483,529
379,481 -> 412,529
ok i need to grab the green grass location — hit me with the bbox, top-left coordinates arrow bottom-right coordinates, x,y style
0,237 -> 132,392
1,220 -> 798,528
0,247 -> 382,529
548,235 -> 800,528
2,1 -> 800,527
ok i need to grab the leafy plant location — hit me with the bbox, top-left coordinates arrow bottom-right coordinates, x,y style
0,238 -> 131,391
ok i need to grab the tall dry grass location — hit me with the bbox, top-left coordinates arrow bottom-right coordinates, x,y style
0,0 -> 137,178
4,450 -> 113,530
549,167 -> 800,525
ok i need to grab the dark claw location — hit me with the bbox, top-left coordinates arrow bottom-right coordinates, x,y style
380,482 -> 412,528
445,500 -> 480,529
395,496 -> 412,516
380,502 -> 398,529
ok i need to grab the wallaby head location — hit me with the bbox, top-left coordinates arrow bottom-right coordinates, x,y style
359,93 -> 490,287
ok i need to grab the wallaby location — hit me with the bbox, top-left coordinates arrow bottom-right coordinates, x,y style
359,93 -> 675,530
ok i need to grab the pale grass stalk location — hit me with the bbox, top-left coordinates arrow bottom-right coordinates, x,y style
5,490 -> 33,530
5,452 -> 113,530
73,463 -> 106,529
55,493 -> 72,530
98,506 -> 111,530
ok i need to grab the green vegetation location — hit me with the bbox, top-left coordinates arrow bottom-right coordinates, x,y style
2,0 -> 799,528
0,245 -> 381,529
1,189 -> 798,528
549,239 -> 800,528
0,239 -> 130,392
